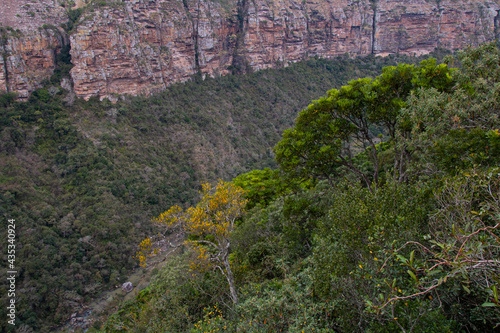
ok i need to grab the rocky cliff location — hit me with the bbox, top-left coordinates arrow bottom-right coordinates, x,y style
0,0 -> 68,98
1,0 -> 500,100
0,29 -> 67,99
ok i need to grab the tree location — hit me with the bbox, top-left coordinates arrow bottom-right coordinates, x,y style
140,180 -> 247,304
363,169 -> 500,330
274,60 -> 455,189
275,78 -> 378,188
398,43 -> 500,179
232,168 -> 285,209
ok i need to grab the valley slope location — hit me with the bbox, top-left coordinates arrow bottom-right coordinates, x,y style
0,55 -> 414,332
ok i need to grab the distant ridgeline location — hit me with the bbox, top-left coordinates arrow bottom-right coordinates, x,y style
0,52 -> 428,332
0,0 -> 499,100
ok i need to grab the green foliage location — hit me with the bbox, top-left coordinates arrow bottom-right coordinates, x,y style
232,168 -> 284,209
356,169 -> 500,331
231,201 -> 285,282
102,251 -> 229,332
275,59 -> 455,188
429,128 -> 500,172
0,92 -> 17,108
234,44 -> 499,331
231,180 -> 337,285
399,43 -> 500,179
1,37 -> 479,332
1,53 -> 415,332
311,180 -> 429,295
234,268 -> 336,332
62,8 -> 83,33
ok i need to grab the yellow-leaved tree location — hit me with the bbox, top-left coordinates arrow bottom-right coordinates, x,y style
138,180 -> 247,304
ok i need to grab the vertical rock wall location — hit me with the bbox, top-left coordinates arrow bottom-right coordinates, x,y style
69,0 -> 500,100
69,0 -> 236,100
0,29 -> 66,98
0,0 -> 68,98
1,0 -> 500,100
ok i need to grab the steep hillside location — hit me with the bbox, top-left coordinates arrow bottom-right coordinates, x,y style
0,54 -> 417,332
99,43 -> 500,333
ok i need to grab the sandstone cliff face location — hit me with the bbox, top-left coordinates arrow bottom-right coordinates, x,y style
1,0 -> 500,100
0,0 -> 68,98
69,0 -> 235,100
1,29 -> 66,98
70,0 -> 500,100
373,0 -> 498,56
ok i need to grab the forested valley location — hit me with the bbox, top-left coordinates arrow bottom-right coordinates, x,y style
0,45 -> 428,332
1,42 -> 500,332
100,43 -> 500,332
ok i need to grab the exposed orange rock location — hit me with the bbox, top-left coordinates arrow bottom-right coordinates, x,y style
0,29 -> 66,98
69,0 -> 236,100
69,0 -> 500,100
0,0 -> 68,98
1,0 -> 500,100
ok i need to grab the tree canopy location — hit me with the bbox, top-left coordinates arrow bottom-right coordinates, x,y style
102,44 -> 500,333
275,59 -> 455,188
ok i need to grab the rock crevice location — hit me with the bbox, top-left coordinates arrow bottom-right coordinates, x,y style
1,32 -> 10,93
495,9 -> 500,40
371,0 -> 377,54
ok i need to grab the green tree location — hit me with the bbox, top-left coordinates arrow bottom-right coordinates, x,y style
232,168 -> 286,209
363,170 -> 500,330
275,78 -> 378,188
399,43 -> 500,177
275,61 -> 454,188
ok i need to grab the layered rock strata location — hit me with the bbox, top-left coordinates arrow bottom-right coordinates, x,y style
0,0 -> 68,98
1,29 -> 66,98
1,0 -> 500,100
69,0 -> 500,100
69,0 -> 234,99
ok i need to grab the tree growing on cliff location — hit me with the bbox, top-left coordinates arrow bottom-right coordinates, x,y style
140,180 -> 247,305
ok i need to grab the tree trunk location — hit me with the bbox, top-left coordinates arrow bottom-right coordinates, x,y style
222,252 -> 238,304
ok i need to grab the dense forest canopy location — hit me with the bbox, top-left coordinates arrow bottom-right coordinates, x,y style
0,49 -> 430,332
101,43 -> 500,332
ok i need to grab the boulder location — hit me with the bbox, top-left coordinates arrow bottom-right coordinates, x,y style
121,282 -> 133,293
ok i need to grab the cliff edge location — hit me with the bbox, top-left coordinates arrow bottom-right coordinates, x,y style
1,0 -> 500,100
